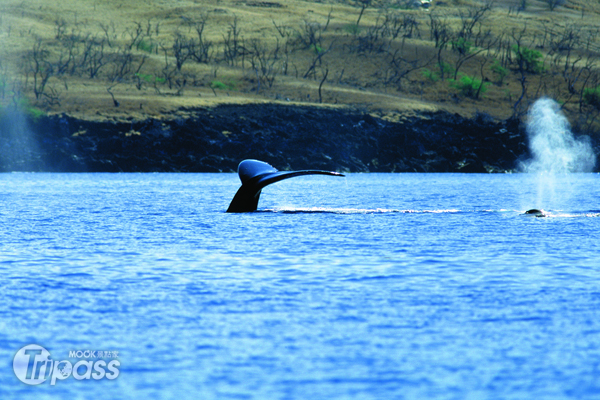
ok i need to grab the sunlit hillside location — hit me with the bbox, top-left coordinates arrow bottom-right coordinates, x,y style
1,0 -> 600,131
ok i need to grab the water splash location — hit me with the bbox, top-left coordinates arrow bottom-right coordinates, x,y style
520,98 -> 595,173
0,106 -> 43,171
519,98 -> 596,210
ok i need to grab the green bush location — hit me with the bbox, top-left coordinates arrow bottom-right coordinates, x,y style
451,37 -> 473,55
452,75 -> 489,99
421,68 -> 439,82
210,80 -> 237,90
422,62 -> 455,82
136,39 -> 155,53
583,86 -> 600,109
310,44 -> 324,55
490,61 -> 508,85
135,73 -> 165,84
344,24 -> 361,35
16,98 -> 46,120
440,62 -> 455,78
512,45 -> 544,73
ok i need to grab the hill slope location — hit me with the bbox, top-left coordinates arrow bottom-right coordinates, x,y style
1,0 -> 599,128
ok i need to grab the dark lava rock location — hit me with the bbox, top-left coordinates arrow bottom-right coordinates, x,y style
0,103 -> 574,173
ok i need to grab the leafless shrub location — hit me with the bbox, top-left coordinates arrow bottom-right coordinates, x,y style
428,13 -> 453,80
429,13 -> 451,50
490,32 -> 512,69
510,27 -> 537,117
190,15 -> 213,63
171,16 -> 214,70
55,35 -> 78,76
109,48 -> 133,81
451,33 -> 498,80
160,66 -> 178,91
108,47 -> 146,82
385,47 -> 435,90
172,32 -> 193,71
124,21 -> 145,50
144,17 -> 160,38
173,74 -> 188,96
545,0 -> 565,11
99,21 -> 117,48
356,20 -> 386,53
355,10 -> 422,54
248,39 -> 282,91
272,20 -> 295,38
457,2 -> 493,44
295,20 -> 323,51
324,7 -> 334,32
382,13 -> 420,40
303,40 -> 334,79
354,0 -> 371,29
223,15 -> 244,66
26,38 -> 54,100
54,18 -> 68,40
82,37 -> 106,78
318,67 -> 328,103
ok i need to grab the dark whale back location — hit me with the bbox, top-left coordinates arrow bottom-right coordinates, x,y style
524,209 -> 546,217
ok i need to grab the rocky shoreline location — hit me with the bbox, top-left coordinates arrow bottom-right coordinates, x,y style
0,103 -> 585,173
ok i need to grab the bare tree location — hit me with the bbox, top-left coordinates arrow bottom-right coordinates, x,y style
191,14 -> 213,63
248,38 -> 281,90
272,20 -> 293,38
83,37 -> 106,78
510,28 -> 531,117
545,0 -> 565,11
428,13 -> 452,80
318,67 -> 328,103
303,40 -> 334,79
27,38 -> 53,100
386,48 -> 435,90
54,18 -> 68,40
107,83 -> 119,107
125,21 -> 145,50
457,2 -> 493,43
223,15 -> 243,66
451,34 -> 498,80
354,0 -> 371,29
172,32 -> 193,71
296,19 -> 323,50
99,21 -> 116,48
429,13 -> 451,49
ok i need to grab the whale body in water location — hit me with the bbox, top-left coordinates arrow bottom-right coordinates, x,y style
524,209 -> 546,217
227,159 -> 344,212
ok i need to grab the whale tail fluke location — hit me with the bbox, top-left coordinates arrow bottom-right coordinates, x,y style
227,159 -> 344,212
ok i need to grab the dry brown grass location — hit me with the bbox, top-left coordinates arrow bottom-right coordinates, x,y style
1,0 -> 600,128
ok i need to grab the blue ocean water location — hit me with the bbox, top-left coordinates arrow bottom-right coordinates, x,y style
1,172 -> 599,399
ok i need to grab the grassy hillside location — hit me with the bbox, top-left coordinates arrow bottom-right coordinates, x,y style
1,0 -> 600,132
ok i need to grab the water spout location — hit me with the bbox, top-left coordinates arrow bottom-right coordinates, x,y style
0,106 -> 43,171
520,98 -> 595,174
519,98 -> 596,210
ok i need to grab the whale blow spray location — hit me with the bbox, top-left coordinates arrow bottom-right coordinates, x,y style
521,98 -> 595,173
520,98 -> 596,209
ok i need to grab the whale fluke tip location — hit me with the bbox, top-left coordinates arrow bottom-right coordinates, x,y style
227,159 -> 344,212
